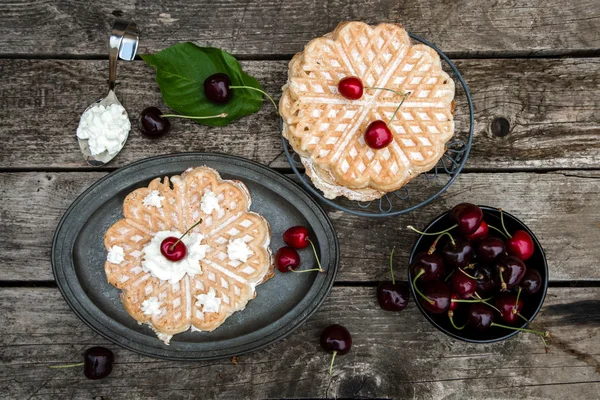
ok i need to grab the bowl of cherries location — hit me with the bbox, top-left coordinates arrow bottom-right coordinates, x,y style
407,203 -> 549,344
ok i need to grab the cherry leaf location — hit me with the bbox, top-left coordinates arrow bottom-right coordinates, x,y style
141,43 -> 263,127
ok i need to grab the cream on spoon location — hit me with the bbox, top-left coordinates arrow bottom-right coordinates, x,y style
77,20 -> 139,166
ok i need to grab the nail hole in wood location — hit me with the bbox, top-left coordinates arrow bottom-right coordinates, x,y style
491,117 -> 510,137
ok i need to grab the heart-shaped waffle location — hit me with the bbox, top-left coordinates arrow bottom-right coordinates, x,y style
280,22 -> 455,201
104,167 -> 273,343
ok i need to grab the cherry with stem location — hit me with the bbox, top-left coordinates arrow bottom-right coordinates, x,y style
377,247 -> 410,311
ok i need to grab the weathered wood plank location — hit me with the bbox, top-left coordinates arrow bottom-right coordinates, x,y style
1,171 -> 599,282
0,1 -> 599,57
0,58 -> 599,170
1,287 -> 598,399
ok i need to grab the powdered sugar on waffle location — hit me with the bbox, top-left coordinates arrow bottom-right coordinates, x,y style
104,166 -> 274,343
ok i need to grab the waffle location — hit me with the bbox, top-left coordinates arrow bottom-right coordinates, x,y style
104,167 -> 273,343
280,22 -> 455,201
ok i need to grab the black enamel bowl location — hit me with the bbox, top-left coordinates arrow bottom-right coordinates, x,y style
408,206 -> 548,343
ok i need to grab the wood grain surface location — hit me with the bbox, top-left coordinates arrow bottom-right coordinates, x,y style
1,2 -> 599,399
2,171 -> 599,282
1,286 -> 598,399
0,0 -> 598,57
0,58 -> 599,170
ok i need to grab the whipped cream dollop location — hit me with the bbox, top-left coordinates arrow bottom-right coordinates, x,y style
141,297 -> 163,316
142,230 -> 209,284
201,191 -> 220,214
143,190 -> 165,208
77,103 -> 131,156
227,238 -> 253,263
107,245 -> 125,264
195,287 -> 221,313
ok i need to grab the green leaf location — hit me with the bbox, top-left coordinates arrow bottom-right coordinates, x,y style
141,43 -> 263,127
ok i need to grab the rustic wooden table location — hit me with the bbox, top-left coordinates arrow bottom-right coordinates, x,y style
1,1 -> 599,398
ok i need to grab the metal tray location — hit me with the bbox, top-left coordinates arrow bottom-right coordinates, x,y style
52,153 -> 339,360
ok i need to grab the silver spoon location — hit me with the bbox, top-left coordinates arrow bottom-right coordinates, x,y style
77,20 -> 139,166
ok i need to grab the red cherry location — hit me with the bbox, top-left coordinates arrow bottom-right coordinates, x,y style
160,236 -> 187,261
505,230 -> 534,261
449,293 -> 460,311
449,203 -> 483,235
283,226 -> 310,249
275,247 -> 300,272
337,76 -> 363,100
496,293 -> 524,325
465,221 -> 488,241
364,120 -> 393,149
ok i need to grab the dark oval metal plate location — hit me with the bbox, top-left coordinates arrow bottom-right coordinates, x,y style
52,153 -> 339,360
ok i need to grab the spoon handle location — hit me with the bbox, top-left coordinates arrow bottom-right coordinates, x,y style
107,20 -> 139,92
108,25 -> 122,91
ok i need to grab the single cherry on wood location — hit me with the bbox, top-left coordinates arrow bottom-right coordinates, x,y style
140,107 -> 171,138
377,248 -> 409,311
320,324 -> 352,375
275,246 -> 301,272
49,346 -> 115,380
337,76 -> 364,100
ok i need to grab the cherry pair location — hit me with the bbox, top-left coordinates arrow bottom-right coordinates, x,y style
338,76 -> 408,150
275,226 -> 324,273
140,73 -> 276,138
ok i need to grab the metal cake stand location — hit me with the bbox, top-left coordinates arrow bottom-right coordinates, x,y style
282,33 -> 475,218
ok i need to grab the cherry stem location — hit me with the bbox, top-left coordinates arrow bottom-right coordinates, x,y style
48,362 -> 84,369
451,297 -> 493,303
515,287 -> 522,309
428,232 -> 455,253
170,219 -> 203,251
408,224 -> 457,237
444,269 -> 455,282
389,93 -> 409,124
458,268 -> 480,281
389,247 -> 396,285
412,270 -> 434,305
161,113 -> 228,119
290,268 -> 322,273
488,224 -> 510,239
308,239 -> 324,273
491,322 -> 550,337
498,209 -> 513,239
498,267 -> 508,291
517,313 -> 530,324
229,86 -> 279,113
329,351 -> 337,375
473,292 -> 502,314
448,311 -> 465,330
